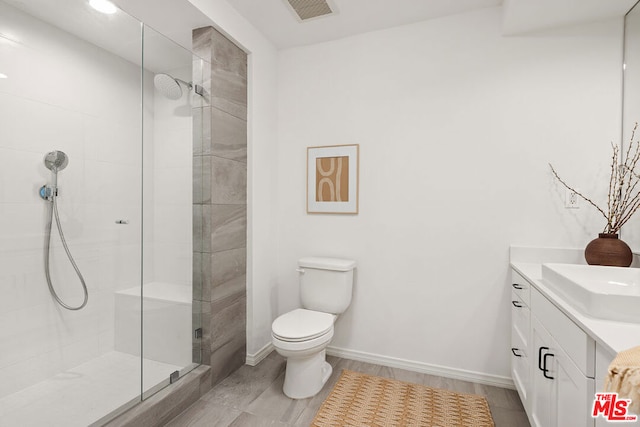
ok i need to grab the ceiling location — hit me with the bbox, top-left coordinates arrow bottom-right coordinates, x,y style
503,0 -> 638,35
110,0 -> 216,53
225,0 -> 501,49
222,0 -> 638,49
1,0 -> 215,72
3,0 -> 637,69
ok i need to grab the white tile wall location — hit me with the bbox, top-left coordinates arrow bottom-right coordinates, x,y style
0,2 -> 144,399
151,64 -> 193,287
0,0 -> 193,404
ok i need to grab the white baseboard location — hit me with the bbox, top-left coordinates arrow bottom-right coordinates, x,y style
326,346 -> 515,389
247,342 -> 514,389
246,342 -> 274,366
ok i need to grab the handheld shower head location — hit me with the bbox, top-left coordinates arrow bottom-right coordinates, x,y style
153,73 -> 203,100
44,150 -> 68,172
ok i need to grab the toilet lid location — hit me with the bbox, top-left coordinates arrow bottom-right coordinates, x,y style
272,308 -> 335,342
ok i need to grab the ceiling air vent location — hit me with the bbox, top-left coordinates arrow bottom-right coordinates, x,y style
285,0 -> 333,21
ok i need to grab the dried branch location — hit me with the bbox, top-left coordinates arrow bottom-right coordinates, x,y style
549,163 -> 609,221
606,146 -> 617,232
620,124 -> 640,210
550,122 -> 640,235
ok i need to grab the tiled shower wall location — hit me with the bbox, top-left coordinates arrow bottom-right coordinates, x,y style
151,63 -> 193,287
192,27 -> 248,386
0,2 -> 145,398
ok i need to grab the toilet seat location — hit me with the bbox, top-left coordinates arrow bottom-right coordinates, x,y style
272,308 -> 335,342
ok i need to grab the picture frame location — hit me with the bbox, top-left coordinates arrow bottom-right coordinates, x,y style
307,144 -> 359,214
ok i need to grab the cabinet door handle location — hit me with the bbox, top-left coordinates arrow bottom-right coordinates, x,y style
511,348 -> 523,357
538,346 -> 549,371
512,283 -> 524,290
512,300 -> 523,308
542,352 -> 555,379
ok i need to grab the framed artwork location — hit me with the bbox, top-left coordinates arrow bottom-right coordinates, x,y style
307,144 -> 359,214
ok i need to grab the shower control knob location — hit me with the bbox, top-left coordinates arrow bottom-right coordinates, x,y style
39,185 -> 49,200
115,220 -> 129,225
39,185 -> 57,201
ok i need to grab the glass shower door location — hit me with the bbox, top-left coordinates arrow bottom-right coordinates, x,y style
0,0 -> 145,425
140,25 -> 202,399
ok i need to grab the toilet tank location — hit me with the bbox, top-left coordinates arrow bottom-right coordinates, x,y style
298,257 -> 356,314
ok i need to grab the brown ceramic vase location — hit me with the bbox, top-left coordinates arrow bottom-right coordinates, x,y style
584,233 -> 632,267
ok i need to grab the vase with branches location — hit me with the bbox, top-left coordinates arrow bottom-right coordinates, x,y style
549,123 -> 640,267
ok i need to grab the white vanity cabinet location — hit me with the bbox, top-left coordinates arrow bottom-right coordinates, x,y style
511,269 -> 596,427
530,314 -> 594,427
511,271 -> 531,409
595,344 -> 616,427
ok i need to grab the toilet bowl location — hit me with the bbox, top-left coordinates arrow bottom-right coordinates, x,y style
272,308 -> 336,399
271,257 -> 356,399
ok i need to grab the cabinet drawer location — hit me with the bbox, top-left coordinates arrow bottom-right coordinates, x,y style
511,270 -> 531,306
531,287 -> 595,377
511,323 -> 530,405
512,291 -> 530,348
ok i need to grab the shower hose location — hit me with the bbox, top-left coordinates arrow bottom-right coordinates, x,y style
44,195 -> 88,310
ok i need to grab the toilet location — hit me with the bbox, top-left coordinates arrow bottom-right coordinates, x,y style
271,257 -> 356,399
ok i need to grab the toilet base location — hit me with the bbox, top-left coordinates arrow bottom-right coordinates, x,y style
282,349 -> 332,399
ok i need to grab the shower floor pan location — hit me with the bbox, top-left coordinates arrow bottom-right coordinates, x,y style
0,351 -> 180,427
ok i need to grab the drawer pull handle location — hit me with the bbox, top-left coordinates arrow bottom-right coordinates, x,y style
542,352 -> 555,380
538,346 -> 549,371
512,283 -> 524,290
511,348 -> 523,357
512,300 -> 523,308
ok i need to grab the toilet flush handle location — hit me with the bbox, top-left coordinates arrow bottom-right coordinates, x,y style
296,268 -> 305,274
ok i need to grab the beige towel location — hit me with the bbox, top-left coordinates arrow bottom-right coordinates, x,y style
606,346 -> 640,415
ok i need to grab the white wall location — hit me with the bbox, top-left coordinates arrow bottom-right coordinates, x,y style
0,2 -> 144,397
621,6 -> 640,250
275,7 -> 622,383
188,0 -> 280,357
150,64 -> 193,287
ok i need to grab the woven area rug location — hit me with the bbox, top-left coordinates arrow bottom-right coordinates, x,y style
311,370 -> 495,427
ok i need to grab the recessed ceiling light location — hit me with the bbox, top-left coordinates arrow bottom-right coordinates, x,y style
0,73 -> 7,79
89,0 -> 117,14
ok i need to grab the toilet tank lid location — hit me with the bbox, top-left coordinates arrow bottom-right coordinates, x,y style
298,257 -> 356,271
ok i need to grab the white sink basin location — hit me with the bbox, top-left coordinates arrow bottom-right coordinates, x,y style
541,263 -> 640,323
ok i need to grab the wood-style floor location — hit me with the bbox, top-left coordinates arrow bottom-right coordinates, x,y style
165,352 -> 530,426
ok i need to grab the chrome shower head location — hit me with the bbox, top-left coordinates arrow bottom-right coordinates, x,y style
44,150 -> 68,173
153,73 -> 203,100
154,73 -> 183,100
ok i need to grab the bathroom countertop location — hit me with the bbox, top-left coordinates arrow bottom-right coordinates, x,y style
511,261 -> 640,356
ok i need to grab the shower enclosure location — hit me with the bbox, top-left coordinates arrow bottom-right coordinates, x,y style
0,0 -> 204,425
